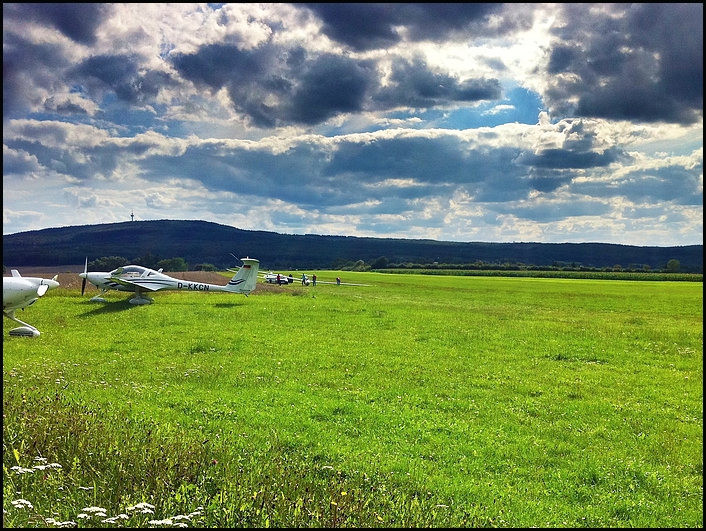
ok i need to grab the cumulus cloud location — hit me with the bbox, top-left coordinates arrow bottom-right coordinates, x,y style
2,3 -> 702,245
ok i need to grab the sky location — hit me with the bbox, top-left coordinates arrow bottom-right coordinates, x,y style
3,3 -> 703,246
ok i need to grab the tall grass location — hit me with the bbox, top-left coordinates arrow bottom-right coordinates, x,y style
3,272 -> 703,527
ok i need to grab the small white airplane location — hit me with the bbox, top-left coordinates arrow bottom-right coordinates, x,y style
262,271 -> 295,285
258,270 -> 369,287
3,270 -> 60,337
79,257 -> 260,304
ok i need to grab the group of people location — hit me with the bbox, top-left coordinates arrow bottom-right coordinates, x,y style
300,273 -> 317,286
302,274 -> 342,285
272,272 -> 341,286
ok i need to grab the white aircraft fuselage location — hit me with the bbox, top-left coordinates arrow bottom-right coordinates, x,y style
79,258 -> 259,304
3,271 -> 60,336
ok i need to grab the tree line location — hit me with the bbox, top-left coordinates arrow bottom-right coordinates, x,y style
87,254 -> 686,274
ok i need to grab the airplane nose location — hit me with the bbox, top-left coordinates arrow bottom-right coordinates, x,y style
43,279 -> 61,290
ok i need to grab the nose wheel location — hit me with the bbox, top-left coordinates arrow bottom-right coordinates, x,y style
4,311 -> 41,337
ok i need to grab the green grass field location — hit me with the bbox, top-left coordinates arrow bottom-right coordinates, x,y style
3,271 -> 703,527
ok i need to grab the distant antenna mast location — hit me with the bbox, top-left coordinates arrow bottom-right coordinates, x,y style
131,210 -> 134,221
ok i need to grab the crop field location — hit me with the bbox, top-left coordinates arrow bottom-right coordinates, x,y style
3,271 -> 703,527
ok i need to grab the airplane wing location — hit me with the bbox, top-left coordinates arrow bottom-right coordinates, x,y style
311,280 -> 370,286
107,274 -> 161,292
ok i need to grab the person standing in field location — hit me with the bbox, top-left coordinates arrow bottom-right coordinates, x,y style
336,277 -> 341,285
312,273 -> 317,286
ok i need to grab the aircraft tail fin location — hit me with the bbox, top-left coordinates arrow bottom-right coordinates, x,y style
224,258 -> 259,295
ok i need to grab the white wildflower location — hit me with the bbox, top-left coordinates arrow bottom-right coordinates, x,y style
11,499 -> 34,509
81,506 -> 107,517
128,502 -> 155,511
148,518 -> 173,526
45,517 -> 77,528
102,515 -> 128,524
10,466 -> 35,474
128,502 -> 155,514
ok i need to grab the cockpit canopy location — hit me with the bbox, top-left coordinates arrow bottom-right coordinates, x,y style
110,265 -> 159,278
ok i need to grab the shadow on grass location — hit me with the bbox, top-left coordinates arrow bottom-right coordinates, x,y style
77,297 -> 247,316
213,302 -> 247,308
79,299 -> 137,316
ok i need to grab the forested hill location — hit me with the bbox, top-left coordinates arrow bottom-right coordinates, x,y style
3,220 -> 703,272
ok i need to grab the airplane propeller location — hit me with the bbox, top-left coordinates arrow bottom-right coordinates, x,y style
81,257 -> 87,296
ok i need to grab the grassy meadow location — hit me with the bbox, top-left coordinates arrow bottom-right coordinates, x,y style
3,271 -> 703,527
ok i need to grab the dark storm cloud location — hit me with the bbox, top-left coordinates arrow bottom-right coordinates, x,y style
172,44 -> 269,92
545,3 -> 703,125
516,146 -> 627,170
374,58 -> 501,109
5,136 -> 120,181
43,97 -> 89,116
3,120 -> 126,181
525,172 -> 574,194
496,199 -> 613,223
172,44 -> 377,127
2,32 -> 71,119
572,163 -> 703,206
73,54 -> 173,105
318,136 -> 562,203
393,4 -> 517,40
138,141 -> 335,206
3,7 -> 170,119
173,42 -> 502,126
128,129 -> 649,210
301,4 -> 401,51
285,54 -> 375,124
3,3 -> 110,45
301,3 -> 510,51
325,136 -> 476,184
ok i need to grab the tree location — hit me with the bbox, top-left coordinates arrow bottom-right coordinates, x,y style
666,259 -> 680,272
133,252 -> 161,269
156,257 -> 188,272
352,259 -> 368,271
89,256 -> 128,270
370,256 -> 389,269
